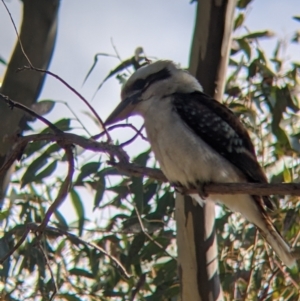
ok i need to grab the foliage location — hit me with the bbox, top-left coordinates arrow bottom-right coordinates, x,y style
0,2 -> 300,301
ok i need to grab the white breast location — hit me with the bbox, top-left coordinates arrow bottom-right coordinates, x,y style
141,96 -> 244,188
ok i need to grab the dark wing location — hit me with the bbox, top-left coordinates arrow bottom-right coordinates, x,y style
172,91 -> 273,209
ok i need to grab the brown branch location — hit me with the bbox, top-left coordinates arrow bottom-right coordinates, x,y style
3,131 -> 300,196
16,133 -> 129,163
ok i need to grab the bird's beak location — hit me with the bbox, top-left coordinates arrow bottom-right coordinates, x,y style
105,94 -> 140,126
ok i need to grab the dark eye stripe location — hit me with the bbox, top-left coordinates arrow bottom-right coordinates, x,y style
130,67 -> 171,92
132,79 -> 147,90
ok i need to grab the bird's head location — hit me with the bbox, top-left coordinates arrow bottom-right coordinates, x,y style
105,60 -> 202,126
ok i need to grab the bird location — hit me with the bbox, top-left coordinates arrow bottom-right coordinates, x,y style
104,60 -> 296,268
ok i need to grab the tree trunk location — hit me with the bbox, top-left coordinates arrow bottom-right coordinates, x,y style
0,0 -> 60,206
176,1 -> 236,300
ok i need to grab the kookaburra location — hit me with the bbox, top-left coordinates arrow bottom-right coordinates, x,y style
105,60 -> 296,268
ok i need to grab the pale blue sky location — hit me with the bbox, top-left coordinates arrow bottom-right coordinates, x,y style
0,0 -> 299,222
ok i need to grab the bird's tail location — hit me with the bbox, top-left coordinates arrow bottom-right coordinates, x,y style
259,213 -> 296,268
211,194 -> 297,268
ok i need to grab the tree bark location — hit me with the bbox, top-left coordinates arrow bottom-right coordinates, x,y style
0,0 -> 60,206
176,1 -> 236,300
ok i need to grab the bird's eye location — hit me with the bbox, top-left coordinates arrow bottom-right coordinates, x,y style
132,79 -> 147,90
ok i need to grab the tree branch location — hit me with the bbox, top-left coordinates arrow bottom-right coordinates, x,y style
1,130 -> 300,197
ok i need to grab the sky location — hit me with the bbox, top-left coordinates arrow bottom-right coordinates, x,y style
0,0 -> 299,223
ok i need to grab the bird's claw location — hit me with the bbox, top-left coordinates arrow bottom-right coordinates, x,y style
197,182 -> 209,200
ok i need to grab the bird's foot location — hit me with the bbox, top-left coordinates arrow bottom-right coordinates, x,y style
196,181 -> 209,200
172,182 -> 187,195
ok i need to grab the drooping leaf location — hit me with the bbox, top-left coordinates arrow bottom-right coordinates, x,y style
283,164 -> 292,183
93,175 -> 106,209
293,16 -> 300,22
234,13 -> 245,30
0,56 -> 7,65
21,155 -> 48,188
53,210 -> 69,230
242,30 -> 274,40
31,100 -> 55,116
133,149 -> 150,166
34,160 -> 57,182
236,38 -> 251,60
70,189 -> 85,236
40,118 -> 71,133
69,268 -> 94,279
237,0 -> 253,9
24,141 -> 49,158
127,233 -> 145,265
93,54 -> 145,98
76,162 -> 101,184
60,294 -> 82,301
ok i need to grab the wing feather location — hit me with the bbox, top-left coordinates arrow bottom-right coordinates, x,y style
172,91 -> 273,209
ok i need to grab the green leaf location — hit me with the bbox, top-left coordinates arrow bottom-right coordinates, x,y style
40,118 -> 71,133
234,13 -> 245,30
133,149 -> 150,166
31,100 -> 55,116
130,176 -> 144,213
34,160 -> 57,182
94,55 -> 145,95
93,175 -> 106,209
283,164 -> 292,183
69,268 -> 94,279
248,59 -> 259,78
293,16 -> 300,22
21,155 -> 48,188
60,294 -> 82,301
24,141 -> 48,158
127,233 -> 145,265
70,189 -> 85,236
0,56 -> 7,65
237,0 -> 253,9
76,162 -> 101,183
236,38 -> 251,60
291,31 -> 300,43
242,30 -> 274,40
143,183 -> 158,205
53,210 -> 69,230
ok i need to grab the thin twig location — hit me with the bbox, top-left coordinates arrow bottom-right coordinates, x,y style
258,268 -> 279,301
119,126 -> 145,147
56,100 -> 92,136
133,204 -> 176,260
18,66 -> 112,142
0,0 -> 33,67
243,230 -> 258,301
42,225 -> 132,279
1,1 -> 111,142
0,227 -> 30,264
111,38 -> 123,63
36,241 -> 58,301
0,93 -> 61,133
92,123 -> 147,141
37,146 -> 74,232
273,259 -> 300,290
